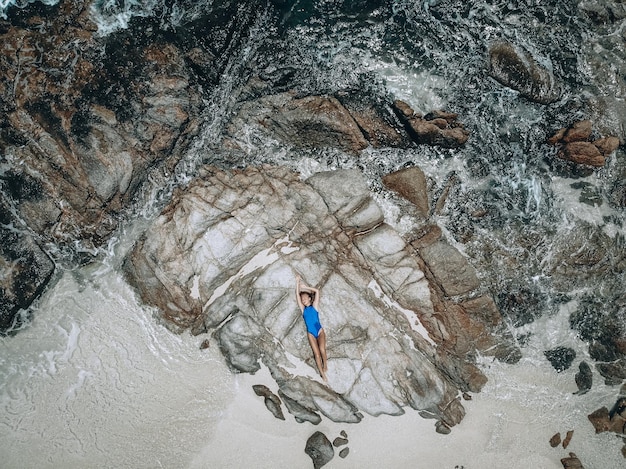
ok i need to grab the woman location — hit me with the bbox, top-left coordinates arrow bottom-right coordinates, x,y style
296,275 -> 328,381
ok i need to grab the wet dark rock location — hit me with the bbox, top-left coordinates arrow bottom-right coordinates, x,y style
561,452 -> 585,469
391,100 -> 469,148
579,1 -> 626,24
596,359 -> 626,385
338,447 -> 349,458
199,339 -> 210,350
382,166 -> 430,218
435,420 -> 451,435
612,398 -> 626,419
488,40 -> 560,104
609,178 -> 626,208
340,430 -> 347,438
574,361 -> 593,395
332,437 -> 348,447
563,430 -> 574,449
337,90 -> 409,148
226,92 -> 369,154
0,0 -> 203,257
548,120 -> 620,168
544,346 -> 576,372
588,396 -> 626,435
0,200 -> 55,334
496,286 -> 546,327
252,384 -> 285,420
550,433 -> 561,447
305,431 -> 334,469
569,295 -> 626,384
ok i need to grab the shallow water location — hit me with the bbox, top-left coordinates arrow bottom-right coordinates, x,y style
0,263 -> 235,468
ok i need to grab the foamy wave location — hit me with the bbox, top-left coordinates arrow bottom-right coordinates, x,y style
0,0 -> 59,19
89,0 -> 210,36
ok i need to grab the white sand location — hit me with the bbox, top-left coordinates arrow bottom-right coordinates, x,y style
188,354 -> 624,469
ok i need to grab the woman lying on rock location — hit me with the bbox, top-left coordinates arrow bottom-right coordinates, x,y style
296,275 -> 328,381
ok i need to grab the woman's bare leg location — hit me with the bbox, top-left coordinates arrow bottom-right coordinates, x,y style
308,333 -> 327,381
318,329 -> 328,372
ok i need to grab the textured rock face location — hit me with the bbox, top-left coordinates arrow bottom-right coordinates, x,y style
225,89 -> 469,154
0,0 -> 258,332
0,1 -> 202,248
124,165 -> 519,426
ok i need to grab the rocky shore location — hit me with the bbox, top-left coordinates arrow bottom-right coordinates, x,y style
1,0 -> 625,465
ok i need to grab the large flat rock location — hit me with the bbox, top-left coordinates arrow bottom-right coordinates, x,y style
124,165 -> 519,426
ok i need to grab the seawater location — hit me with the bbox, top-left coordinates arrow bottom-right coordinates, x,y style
0,221 -> 235,467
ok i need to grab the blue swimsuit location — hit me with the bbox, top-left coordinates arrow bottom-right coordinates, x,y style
303,305 -> 322,338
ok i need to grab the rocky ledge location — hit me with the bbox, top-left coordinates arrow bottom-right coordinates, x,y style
124,164 -> 519,428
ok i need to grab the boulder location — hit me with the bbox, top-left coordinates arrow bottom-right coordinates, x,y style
574,361 -> 593,394
550,433 -> 561,447
488,40 -> 560,104
544,346 -> 576,372
124,165 -> 519,426
547,120 -> 621,167
560,142 -> 605,167
226,92 -> 369,154
305,431 -> 334,469
382,166 -> 430,218
561,453 -> 585,469
391,100 -> 469,148
337,91 -> 409,148
587,405 -> 626,434
563,430 -> 574,449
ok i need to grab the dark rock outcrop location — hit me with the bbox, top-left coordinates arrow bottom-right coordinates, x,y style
225,88 -> 469,154
574,361 -> 593,395
488,40 -> 560,104
548,120 -> 620,167
391,101 -> 469,148
305,431 -> 334,469
544,346 -> 576,372
0,0 -> 202,250
225,92 -> 370,154
0,200 -> 54,333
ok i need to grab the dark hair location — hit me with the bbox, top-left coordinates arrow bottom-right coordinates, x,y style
300,291 -> 314,301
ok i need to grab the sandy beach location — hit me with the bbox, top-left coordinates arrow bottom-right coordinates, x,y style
189,353 -> 623,469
